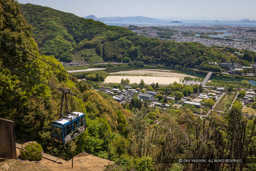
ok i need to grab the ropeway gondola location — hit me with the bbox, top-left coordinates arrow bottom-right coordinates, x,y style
51,88 -> 86,144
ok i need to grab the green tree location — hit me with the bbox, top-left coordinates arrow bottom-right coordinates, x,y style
239,90 -> 246,98
130,96 -> 142,110
147,112 -> 157,120
182,86 -> 194,96
156,82 -> 159,89
228,85 -> 234,94
121,78 -> 130,85
109,134 -> 129,158
139,79 -> 145,88
134,157 -> 154,171
163,97 -> 168,103
151,83 -> 156,89
199,84 -> 203,93
128,110 -> 149,157
121,78 -> 125,84
174,91 -> 184,100
227,100 -> 243,169
125,78 -> 130,85
252,102 -> 256,109
147,86 -> 154,91
203,98 -> 215,108
116,110 -> 128,137
155,94 -> 163,101
83,118 -> 113,156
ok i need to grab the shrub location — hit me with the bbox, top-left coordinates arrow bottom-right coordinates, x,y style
134,156 -> 154,171
20,141 -> 43,161
115,154 -> 134,170
252,102 -> 256,109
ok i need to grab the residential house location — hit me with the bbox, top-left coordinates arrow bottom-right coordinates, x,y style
146,91 -> 158,96
183,101 -> 201,108
139,93 -> 154,101
217,87 -> 225,91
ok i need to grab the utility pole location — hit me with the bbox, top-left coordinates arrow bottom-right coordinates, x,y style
70,141 -> 77,169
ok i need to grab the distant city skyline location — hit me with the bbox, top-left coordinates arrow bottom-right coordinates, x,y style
18,0 -> 256,20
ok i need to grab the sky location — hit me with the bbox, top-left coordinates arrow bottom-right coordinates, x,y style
17,0 -> 256,20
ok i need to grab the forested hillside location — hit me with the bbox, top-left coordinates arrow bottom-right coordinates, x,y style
20,3 -> 254,69
0,0 -> 130,160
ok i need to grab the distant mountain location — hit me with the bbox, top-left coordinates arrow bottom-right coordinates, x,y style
170,20 -> 182,24
84,15 -> 169,24
85,15 -> 98,20
238,19 -> 256,23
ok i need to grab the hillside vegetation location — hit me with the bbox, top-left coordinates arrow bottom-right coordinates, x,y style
20,3 -> 255,69
0,0 -> 131,161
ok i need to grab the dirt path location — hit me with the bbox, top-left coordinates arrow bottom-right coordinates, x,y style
1,148 -> 114,171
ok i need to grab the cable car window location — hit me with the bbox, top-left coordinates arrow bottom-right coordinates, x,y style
80,117 -> 83,126
73,121 -> 78,130
66,124 -> 72,135
52,127 -> 62,140
80,116 -> 85,126
77,119 -> 81,127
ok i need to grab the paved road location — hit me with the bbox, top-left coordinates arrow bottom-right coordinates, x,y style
67,68 -> 106,73
201,72 -> 213,87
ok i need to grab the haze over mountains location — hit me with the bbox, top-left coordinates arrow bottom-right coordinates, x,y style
84,15 -> 170,24
85,15 -> 256,26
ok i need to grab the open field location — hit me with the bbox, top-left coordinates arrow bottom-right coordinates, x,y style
242,106 -> 256,116
104,69 -> 196,85
214,93 -> 236,111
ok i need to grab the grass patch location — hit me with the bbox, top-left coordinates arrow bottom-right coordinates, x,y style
242,106 -> 256,116
214,93 -> 236,112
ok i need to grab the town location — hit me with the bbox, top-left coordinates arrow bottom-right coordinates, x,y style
98,68 -> 256,119
126,25 -> 256,52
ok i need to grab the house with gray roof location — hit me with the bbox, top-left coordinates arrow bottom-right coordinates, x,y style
139,93 -> 154,101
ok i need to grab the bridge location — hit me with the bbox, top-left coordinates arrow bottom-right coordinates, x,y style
201,72 -> 213,87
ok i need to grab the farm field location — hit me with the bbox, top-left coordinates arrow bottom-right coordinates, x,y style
214,93 -> 236,111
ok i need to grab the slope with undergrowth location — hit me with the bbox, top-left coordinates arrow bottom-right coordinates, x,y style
0,0 -> 131,161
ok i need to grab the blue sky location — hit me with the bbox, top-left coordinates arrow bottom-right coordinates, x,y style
18,0 -> 256,20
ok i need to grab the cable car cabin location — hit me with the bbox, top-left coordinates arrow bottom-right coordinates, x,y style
51,112 -> 86,144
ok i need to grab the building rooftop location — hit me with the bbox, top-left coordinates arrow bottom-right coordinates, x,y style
183,101 -> 201,106
139,93 -> 153,98
146,91 -> 158,95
